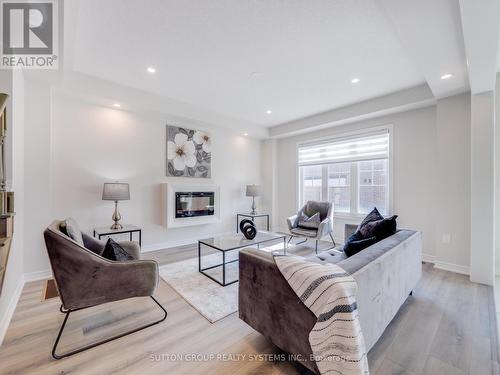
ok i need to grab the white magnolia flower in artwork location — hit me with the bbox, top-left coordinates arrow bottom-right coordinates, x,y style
193,131 -> 212,153
167,133 -> 196,171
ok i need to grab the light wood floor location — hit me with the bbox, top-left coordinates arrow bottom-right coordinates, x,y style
0,243 -> 498,375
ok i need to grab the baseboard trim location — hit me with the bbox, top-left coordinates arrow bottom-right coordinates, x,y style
422,254 -> 436,264
0,276 -> 24,345
141,239 -> 196,253
141,231 -> 234,253
421,254 -> 470,276
433,261 -> 470,276
1,269 -> 55,346
24,269 -> 52,283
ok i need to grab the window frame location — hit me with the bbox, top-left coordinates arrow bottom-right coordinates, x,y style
296,125 -> 394,220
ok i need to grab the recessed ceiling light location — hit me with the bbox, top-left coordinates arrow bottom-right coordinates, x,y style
147,67 -> 156,73
242,132 -> 249,136
351,78 -> 360,84
266,110 -> 272,114
440,73 -> 453,80
113,103 -> 121,108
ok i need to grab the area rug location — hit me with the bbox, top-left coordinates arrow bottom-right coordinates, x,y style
159,252 -> 240,323
159,239 -> 337,323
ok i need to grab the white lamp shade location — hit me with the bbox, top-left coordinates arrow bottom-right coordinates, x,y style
246,185 -> 261,197
102,183 -> 130,201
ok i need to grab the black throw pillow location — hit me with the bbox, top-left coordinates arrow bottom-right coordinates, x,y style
357,207 -> 384,231
102,238 -> 134,261
343,231 -> 378,257
359,215 -> 398,241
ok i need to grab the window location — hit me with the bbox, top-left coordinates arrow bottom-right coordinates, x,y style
358,159 -> 388,214
301,165 -> 322,203
327,162 -> 351,213
298,129 -> 390,216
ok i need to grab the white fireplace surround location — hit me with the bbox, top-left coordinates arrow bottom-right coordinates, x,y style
162,183 -> 221,228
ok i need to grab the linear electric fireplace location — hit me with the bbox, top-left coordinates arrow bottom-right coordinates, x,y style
175,192 -> 215,218
163,184 -> 220,228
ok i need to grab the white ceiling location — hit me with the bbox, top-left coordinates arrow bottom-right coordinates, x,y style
376,0 -> 468,98
459,0 -> 500,94
65,0 -> 470,129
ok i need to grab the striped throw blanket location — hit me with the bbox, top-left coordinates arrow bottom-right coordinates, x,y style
274,255 -> 369,375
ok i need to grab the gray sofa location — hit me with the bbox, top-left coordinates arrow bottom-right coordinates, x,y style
239,225 -> 422,374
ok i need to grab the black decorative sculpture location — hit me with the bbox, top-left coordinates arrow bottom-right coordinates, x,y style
240,219 -> 257,240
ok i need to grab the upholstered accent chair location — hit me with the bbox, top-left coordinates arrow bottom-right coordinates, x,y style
43,220 -> 167,359
286,200 -> 335,253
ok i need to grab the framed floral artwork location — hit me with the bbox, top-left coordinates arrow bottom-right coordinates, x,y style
166,125 -> 212,178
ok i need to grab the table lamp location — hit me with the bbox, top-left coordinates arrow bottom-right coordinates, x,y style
102,183 -> 130,229
246,185 -> 260,215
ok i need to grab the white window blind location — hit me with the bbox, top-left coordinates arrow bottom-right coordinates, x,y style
298,130 -> 390,166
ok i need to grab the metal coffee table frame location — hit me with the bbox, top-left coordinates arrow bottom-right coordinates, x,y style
198,234 -> 286,287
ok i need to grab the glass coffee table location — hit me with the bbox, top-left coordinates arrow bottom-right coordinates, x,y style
198,231 -> 286,286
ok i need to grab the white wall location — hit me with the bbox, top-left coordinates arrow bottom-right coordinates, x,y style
276,106 -> 438,257
434,94 -> 471,272
275,94 -> 472,271
261,139 -> 278,229
14,74 -> 481,280
21,86 -> 262,274
0,69 -> 25,343
496,74 -> 500,275
469,90 -> 495,285
23,79 -> 51,274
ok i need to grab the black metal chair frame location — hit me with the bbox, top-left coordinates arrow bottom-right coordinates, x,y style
52,296 -> 167,360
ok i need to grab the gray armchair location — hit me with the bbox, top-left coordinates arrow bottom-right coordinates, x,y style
43,220 -> 167,359
286,200 -> 335,253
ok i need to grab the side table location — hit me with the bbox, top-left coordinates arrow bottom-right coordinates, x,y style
236,213 -> 270,233
93,225 -> 142,246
